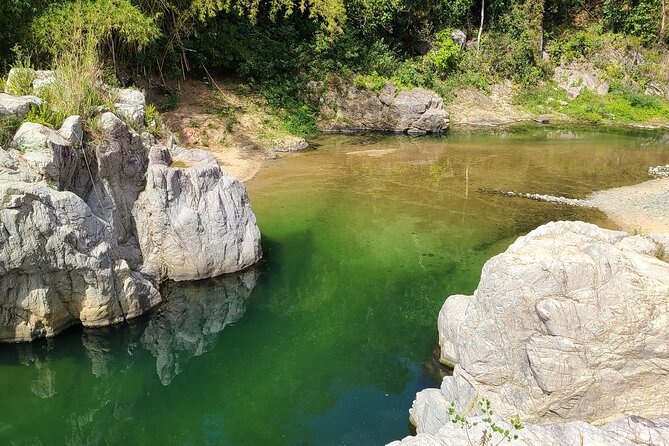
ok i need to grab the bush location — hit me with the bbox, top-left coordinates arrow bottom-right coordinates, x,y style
5,57 -> 36,96
0,115 -> 20,149
24,103 -> 66,129
427,30 -> 462,74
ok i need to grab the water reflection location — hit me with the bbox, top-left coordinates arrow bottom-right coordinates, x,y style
141,268 -> 258,385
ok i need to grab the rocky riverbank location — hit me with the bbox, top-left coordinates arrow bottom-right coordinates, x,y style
0,69 -> 262,342
390,220 -> 669,445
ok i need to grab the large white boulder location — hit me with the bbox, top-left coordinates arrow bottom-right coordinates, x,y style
133,145 -> 262,281
0,181 -> 161,342
9,121 -> 78,189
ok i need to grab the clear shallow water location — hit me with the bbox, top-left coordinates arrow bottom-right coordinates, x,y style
1,130 -> 668,446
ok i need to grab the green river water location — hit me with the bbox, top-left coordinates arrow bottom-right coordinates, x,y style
1,130 -> 668,445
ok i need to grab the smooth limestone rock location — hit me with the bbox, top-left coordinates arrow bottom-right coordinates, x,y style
320,83 -> 450,134
59,115 -> 83,146
0,181 -> 161,342
393,221 -> 669,445
133,145 -> 262,282
396,221 -> 669,445
9,122 -> 78,190
0,92 -> 42,120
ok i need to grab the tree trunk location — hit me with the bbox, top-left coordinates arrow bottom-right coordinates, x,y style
477,0 -> 485,53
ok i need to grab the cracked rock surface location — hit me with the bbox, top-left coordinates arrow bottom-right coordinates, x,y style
319,82 -> 450,134
390,221 -> 669,445
0,89 -> 262,342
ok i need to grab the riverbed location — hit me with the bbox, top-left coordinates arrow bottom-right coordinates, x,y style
0,130 -> 667,445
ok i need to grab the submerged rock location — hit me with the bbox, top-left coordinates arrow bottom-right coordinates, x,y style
395,221 -> 669,444
134,146 -> 262,281
320,83 -> 450,134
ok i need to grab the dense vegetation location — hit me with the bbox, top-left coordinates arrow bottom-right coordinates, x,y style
2,0 -> 669,129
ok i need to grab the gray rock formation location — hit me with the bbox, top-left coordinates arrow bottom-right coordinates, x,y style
393,221 -> 669,445
450,30 -> 466,50
5,68 -> 54,95
9,122 -> 79,190
133,145 -> 262,281
0,181 -> 161,342
320,83 -> 450,134
0,86 -> 263,342
553,63 -> 609,99
0,92 -> 42,120
80,112 -> 147,265
59,115 -> 83,146
114,88 -> 146,129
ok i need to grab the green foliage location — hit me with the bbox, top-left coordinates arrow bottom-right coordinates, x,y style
23,103 -> 66,128
157,91 -> 180,112
448,398 -> 524,445
603,0 -> 662,45
0,116 -> 21,149
427,30 -> 462,74
5,57 -> 36,96
547,26 -> 604,62
0,77 -> 6,92
29,0 -> 160,64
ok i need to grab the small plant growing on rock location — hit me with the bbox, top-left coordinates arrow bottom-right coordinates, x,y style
448,398 -> 523,446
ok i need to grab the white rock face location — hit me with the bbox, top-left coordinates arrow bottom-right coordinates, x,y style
134,146 -> 262,281
0,87 -> 263,342
0,92 -> 42,120
9,122 -> 78,189
394,221 -> 669,445
114,88 -> 146,129
320,83 -> 450,134
0,181 -> 161,342
554,63 -> 609,99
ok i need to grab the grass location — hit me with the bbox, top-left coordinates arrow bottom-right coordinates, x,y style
516,83 -> 669,125
0,116 -> 21,148
170,160 -> 188,168
23,103 -> 66,129
5,58 -> 37,96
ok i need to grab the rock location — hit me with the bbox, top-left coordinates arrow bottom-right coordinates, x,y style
5,68 -> 54,95
534,115 -> 549,124
0,148 -> 39,183
9,122 -> 78,190
450,30 -> 466,50
390,414 -> 669,445
566,86 -> 582,99
31,70 -> 55,94
81,112 -> 148,263
0,181 -> 161,342
554,63 -> 609,98
133,145 -> 262,282
321,83 -> 449,134
391,221 -> 669,445
649,165 -> 669,178
435,221 -> 669,426
273,136 -> 309,152
113,88 -> 146,129
0,92 -> 42,120
558,100 -> 569,106
58,115 -> 83,146
141,268 -> 258,385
